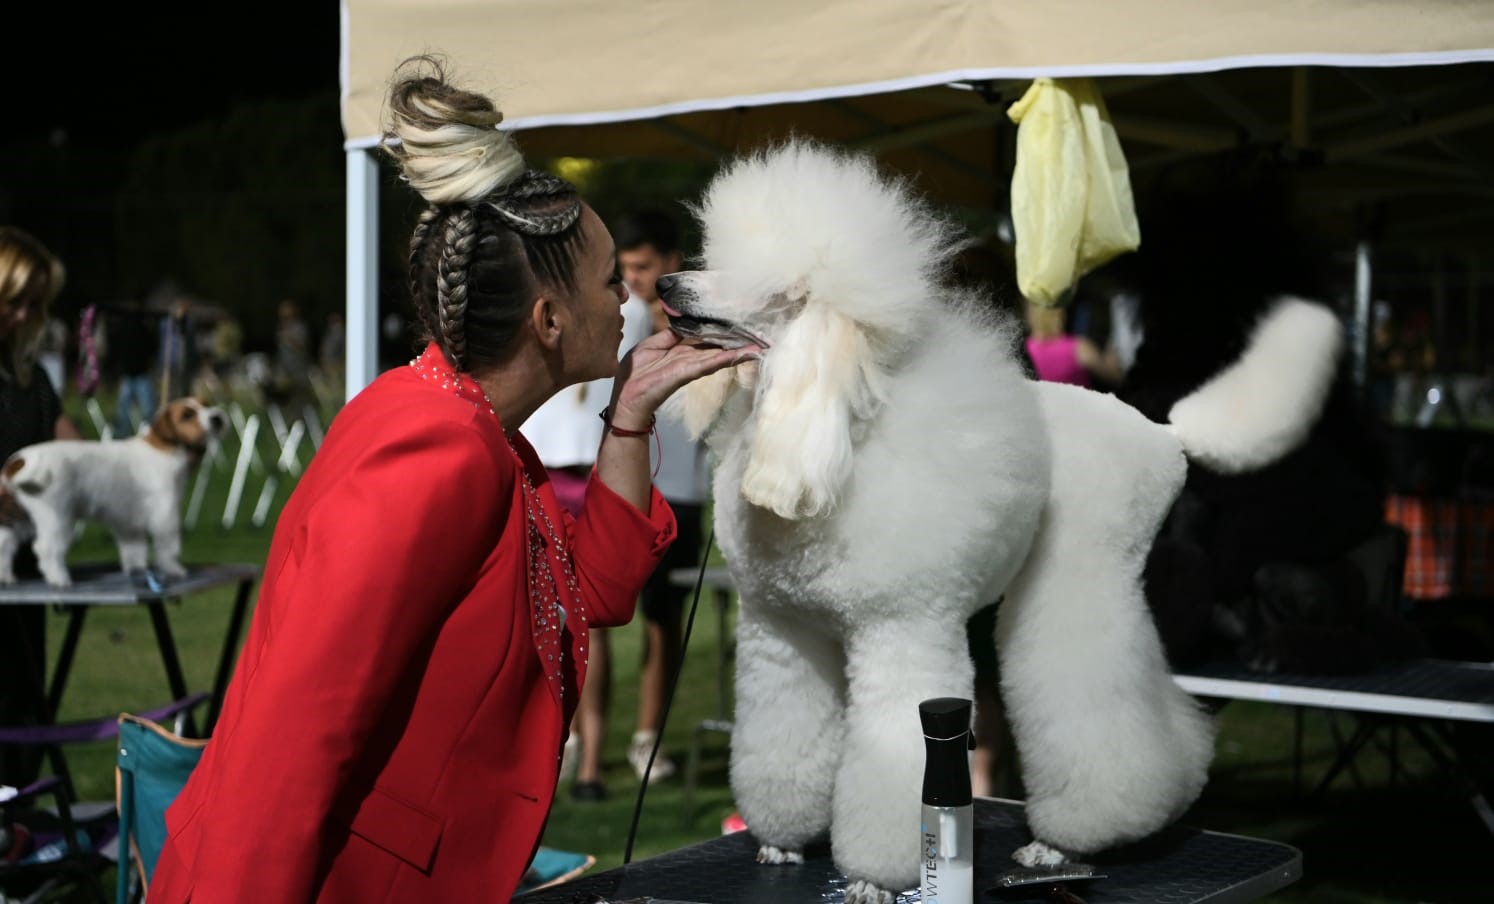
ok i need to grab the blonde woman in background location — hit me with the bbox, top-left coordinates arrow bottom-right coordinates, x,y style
0,226 -> 81,783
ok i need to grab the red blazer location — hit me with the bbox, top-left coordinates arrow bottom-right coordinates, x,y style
150,352 -> 676,902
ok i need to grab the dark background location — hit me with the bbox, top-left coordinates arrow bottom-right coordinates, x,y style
1,2 -> 342,352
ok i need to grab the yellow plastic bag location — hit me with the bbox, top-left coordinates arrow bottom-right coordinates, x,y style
1007,77 -> 1140,307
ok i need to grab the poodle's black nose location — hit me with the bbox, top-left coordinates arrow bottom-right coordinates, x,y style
655,274 -> 678,298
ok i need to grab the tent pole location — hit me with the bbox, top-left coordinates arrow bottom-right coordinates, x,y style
1353,239 -> 1372,390
346,147 -> 380,402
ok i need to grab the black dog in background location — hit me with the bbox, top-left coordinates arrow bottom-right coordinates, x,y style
1111,150 -> 1425,675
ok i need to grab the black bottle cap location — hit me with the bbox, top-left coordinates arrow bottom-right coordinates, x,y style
920,697 -> 972,807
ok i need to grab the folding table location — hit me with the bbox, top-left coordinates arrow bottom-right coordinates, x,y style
0,562 -> 261,745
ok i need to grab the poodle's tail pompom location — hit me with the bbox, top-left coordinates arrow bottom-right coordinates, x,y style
1168,296 -> 1343,474
691,138 -> 971,342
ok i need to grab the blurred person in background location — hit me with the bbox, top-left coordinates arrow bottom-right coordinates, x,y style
109,296 -> 159,437
0,226 -> 82,783
612,208 -> 709,785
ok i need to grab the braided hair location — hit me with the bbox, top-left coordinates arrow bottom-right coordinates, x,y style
383,55 -> 586,371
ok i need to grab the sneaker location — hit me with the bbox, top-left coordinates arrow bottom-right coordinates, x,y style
570,780 -> 607,802
628,731 -> 677,783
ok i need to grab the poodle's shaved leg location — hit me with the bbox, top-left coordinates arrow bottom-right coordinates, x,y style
832,616 -> 975,894
730,602 -> 846,856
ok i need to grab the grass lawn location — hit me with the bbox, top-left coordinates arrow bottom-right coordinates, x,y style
10,396 -> 1492,902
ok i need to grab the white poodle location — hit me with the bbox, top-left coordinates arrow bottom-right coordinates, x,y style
659,141 -> 1340,903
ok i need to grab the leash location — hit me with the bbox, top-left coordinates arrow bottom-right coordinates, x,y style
623,527 -> 717,865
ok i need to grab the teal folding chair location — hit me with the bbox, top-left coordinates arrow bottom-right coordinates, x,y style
113,712 -> 207,904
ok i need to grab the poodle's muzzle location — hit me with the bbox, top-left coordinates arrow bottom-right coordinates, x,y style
656,271 -> 768,350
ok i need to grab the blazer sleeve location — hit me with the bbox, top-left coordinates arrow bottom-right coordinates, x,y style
188,416 -> 509,900
569,473 -> 677,627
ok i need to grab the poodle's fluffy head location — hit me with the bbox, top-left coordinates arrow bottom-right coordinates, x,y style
662,140 -> 968,520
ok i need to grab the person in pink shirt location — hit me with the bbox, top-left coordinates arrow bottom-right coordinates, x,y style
1023,298 -> 1123,387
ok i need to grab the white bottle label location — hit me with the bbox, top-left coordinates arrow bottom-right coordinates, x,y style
921,806 -> 973,904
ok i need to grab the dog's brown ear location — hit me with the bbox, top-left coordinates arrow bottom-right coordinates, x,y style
148,405 -> 180,447
3,457 -> 25,480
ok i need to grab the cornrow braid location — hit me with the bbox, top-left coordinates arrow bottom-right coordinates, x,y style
487,170 -> 583,237
408,206 -> 442,338
488,202 -> 582,237
436,206 -> 478,368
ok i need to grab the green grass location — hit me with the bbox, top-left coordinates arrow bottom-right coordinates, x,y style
12,397 -> 1493,902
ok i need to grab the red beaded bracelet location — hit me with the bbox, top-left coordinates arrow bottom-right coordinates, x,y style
599,407 -> 656,438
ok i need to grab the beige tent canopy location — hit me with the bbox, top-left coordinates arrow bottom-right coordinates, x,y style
339,0 -> 1494,396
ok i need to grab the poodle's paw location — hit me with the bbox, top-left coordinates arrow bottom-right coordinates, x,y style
843,879 -> 895,904
756,844 -> 804,865
1013,839 -> 1071,867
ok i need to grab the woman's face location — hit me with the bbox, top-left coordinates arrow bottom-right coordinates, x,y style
558,206 -> 630,382
2,291 -> 38,338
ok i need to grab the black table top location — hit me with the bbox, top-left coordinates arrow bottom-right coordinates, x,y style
0,562 -> 260,606
516,797 -> 1301,903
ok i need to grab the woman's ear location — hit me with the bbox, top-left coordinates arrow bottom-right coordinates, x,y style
531,295 -> 563,350
740,303 -> 884,520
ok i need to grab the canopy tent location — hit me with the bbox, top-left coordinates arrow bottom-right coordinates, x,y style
339,0 -> 1494,398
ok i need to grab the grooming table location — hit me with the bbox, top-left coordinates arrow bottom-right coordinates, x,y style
0,562 -> 261,739
515,796 -> 1300,903
1174,658 -> 1494,830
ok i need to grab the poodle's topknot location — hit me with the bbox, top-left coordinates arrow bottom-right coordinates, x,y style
693,139 -> 969,339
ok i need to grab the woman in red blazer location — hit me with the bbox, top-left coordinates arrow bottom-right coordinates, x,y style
149,57 -> 757,903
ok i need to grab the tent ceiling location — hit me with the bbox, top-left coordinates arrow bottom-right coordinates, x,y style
341,1 -> 1494,254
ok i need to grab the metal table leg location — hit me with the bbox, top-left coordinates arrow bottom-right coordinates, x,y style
147,602 -> 197,737
206,578 -> 255,734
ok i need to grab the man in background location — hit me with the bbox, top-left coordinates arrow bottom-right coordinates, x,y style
614,209 -> 711,784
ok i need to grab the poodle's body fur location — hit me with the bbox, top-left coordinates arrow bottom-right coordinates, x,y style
663,142 -> 1218,901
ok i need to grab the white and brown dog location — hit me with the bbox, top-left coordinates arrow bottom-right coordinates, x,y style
0,398 -> 226,586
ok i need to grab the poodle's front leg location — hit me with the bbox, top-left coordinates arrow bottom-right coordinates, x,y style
730,602 -> 846,860
834,617 -> 976,903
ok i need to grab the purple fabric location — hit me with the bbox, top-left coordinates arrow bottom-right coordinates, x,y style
547,467 -> 589,518
4,775 -> 62,805
1025,335 -> 1091,387
0,692 -> 208,745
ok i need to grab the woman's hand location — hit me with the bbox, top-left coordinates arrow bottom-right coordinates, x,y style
607,330 -> 759,431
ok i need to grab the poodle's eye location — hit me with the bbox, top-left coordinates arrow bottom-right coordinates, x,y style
181,409 -> 197,420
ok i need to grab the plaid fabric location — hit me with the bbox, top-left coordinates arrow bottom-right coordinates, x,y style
1386,495 -> 1494,600
1386,495 -> 1458,599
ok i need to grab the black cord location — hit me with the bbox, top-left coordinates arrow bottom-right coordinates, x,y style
622,528 -> 716,865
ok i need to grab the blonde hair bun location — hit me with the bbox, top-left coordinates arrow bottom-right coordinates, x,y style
384,55 -> 526,206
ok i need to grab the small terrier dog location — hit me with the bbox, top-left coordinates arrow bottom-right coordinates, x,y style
0,398 -> 227,586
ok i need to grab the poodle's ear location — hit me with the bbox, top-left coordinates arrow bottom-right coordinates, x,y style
741,303 -> 884,519
672,367 -> 739,440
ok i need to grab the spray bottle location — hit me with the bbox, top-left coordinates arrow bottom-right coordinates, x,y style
919,696 -> 974,904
